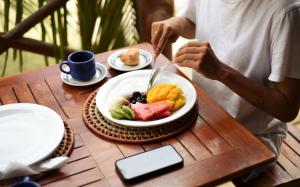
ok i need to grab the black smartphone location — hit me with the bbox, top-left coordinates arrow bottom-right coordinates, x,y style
115,145 -> 183,183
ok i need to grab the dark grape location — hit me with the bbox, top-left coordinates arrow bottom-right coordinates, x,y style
128,91 -> 147,104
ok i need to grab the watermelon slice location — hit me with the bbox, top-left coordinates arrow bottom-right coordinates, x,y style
131,102 -> 172,120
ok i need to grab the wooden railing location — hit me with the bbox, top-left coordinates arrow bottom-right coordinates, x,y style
0,0 -> 173,59
0,0 -> 73,58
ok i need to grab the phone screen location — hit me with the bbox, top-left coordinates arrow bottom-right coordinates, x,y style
115,145 -> 183,183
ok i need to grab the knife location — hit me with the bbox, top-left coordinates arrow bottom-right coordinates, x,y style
146,60 -> 172,92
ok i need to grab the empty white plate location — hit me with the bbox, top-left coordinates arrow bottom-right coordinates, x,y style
0,103 -> 65,171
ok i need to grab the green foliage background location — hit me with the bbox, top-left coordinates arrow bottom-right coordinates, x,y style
0,0 -> 139,77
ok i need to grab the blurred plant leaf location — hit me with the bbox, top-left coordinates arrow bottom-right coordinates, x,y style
13,0 -> 23,71
1,52 -> 9,77
1,0 -> 140,76
4,0 -> 9,32
38,0 -> 49,66
50,12 -> 59,63
1,0 -> 10,76
78,0 -> 139,52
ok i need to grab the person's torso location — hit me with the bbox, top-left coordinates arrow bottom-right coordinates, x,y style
191,0 -> 299,134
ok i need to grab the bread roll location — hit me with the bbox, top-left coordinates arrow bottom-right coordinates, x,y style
120,48 -> 140,66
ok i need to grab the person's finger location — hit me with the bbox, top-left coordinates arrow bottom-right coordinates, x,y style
176,60 -> 199,70
185,41 -> 210,48
151,23 -> 163,52
155,26 -> 172,56
174,53 -> 203,64
175,47 -> 204,58
175,46 -> 208,59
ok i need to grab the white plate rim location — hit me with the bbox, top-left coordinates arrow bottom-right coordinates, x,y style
96,70 -> 197,127
0,103 -> 64,171
107,49 -> 153,71
60,62 -> 107,86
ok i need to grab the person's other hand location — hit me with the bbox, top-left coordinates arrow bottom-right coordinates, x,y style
174,41 -> 226,80
151,18 -> 180,58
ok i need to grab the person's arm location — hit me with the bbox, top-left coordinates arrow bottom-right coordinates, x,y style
175,41 -> 300,122
151,17 -> 195,58
220,63 -> 300,122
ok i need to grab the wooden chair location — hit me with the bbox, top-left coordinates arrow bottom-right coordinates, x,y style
234,124 -> 300,187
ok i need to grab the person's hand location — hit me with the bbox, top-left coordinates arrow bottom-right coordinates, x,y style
174,41 -> 226,80
151,18 -> 180,58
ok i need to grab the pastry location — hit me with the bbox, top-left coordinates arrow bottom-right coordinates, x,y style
120,48 -> 140,66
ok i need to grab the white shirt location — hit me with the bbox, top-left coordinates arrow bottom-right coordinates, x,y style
178,0 -> 300,156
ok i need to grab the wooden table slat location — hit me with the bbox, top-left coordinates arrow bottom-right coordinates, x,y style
69,168 -> 105,187
10,83 -> 36,103
81,179 -> 111,187
39,156 -> 101,185
288,124 -> 300,142
177,130 -> 212,161
270,164 -> 293,185
44,75 -> 102,118
65,117 -> 89,134
142,143 -> 162,151
138,149 -> 248,187
79,131 -> 124,178
161,138 -> 197,166
277,154 -> 300,179
191,116 -> 233,155
0,86 -> 18,104
68,146 -> 91,163
73,133 -> 84,148
116,144 -> 144,157
27,80 -> 68,119
43,178 -> 75,187
284,133 -> 300,156
281,142 -> 300,168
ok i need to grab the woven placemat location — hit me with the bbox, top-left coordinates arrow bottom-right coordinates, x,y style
83,90 -> 198,144
51,121 -> 74,157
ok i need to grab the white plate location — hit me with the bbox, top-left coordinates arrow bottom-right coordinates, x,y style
60,62 -> 107,86
0,103 -> 65,171
96,70 -> 197,127
107,49 -> 153,71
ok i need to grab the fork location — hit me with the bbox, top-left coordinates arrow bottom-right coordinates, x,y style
146,61 -> 173,92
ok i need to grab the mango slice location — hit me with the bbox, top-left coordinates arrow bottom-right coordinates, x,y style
147,84 -> 186,111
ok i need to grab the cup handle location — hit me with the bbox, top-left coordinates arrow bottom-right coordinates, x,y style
22,176 -> 30,182
59,61 -> 71,74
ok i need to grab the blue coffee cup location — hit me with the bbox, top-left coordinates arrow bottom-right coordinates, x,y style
59,51 -> 96,81
11,176 -> 40,187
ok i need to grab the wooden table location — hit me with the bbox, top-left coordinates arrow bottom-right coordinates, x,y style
0,43 -> 275,187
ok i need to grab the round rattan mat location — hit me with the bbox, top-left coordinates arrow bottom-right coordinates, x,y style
83,90 -> 198,144
51,121 -> 74,157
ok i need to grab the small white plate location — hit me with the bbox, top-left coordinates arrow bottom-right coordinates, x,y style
107,49 -> 153,71
96,70 -> 197,127
0,103 -> 65,171
60,62 -> 107,86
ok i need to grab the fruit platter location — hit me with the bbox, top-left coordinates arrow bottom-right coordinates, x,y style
96,70 -> 197,127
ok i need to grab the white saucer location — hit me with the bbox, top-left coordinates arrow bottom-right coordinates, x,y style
107,49 -> 153,72
60,62 -> 107,86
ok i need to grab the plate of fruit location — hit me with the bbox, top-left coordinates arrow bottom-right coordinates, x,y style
96,69 -> 197,127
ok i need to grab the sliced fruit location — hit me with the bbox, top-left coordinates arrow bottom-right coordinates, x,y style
147,84 -> 186,111
131,102 -> 172,120
122,105 -> 135,119
109,97 -> 129,111
110,110 -> 125,119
